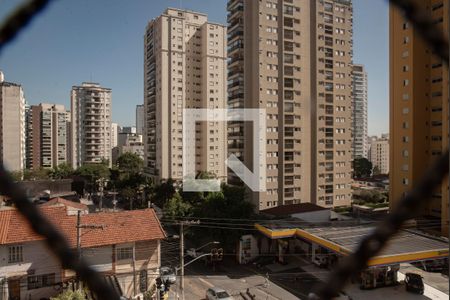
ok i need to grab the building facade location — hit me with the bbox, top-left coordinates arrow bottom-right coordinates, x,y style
111,122 -> 119,149
352,64 -> 368,159
136,104 -> 145,135
390,1 -> 449,236
71,83 -> 112,168
144,8 -> 228,182
368,136 -> 389,175
26,103 -> 68,169
0,206 -> 165,299
227,0 -> 353,210
113,132 -> 144,164
0,71 -> 26,171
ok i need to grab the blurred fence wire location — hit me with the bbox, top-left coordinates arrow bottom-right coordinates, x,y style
0,0 -> 448,299
0,3 -> 120,299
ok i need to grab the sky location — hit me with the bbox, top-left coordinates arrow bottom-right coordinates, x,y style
0,0 -> 389,136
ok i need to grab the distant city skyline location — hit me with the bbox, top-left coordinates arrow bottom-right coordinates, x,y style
0,0 -> 388,135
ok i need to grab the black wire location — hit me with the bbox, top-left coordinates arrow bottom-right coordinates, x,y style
389,0 -> 449,65
0,0 -> 54,55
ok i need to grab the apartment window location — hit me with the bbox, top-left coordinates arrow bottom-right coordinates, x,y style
403,22 -> 409,30
402,108 -> 409,114
117,247 -> 133,260
403,79 -> 409,86
402,93 -> 409,100
27,273 -> 55,290
403,178 -> 409,185
8,245 -> 23,263
402,150 -> 409,158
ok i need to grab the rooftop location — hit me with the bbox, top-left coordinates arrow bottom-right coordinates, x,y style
255,223 -> 448,267
40,197 -> 88,211
0,207 -> 166,247
260,203 -> 328,217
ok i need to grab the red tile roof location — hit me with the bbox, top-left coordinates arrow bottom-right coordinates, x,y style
41,197 -> 88,211
0,207 -> 166,247
260,203 -> 328,217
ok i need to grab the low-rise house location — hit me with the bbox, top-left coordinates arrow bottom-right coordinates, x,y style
0,206 -> 165,299
39,197 -> 89,215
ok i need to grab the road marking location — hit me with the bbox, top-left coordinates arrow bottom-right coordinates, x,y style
198,277 -> 215,288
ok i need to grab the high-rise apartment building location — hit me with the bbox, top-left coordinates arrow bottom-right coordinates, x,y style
111,122 -> 119,149
352,64 -> 368,158
144,8 -> 227,182
0,71 -> 26,171
71,82 -> 112,168
136,104 -> 145,135
227,0 -> 353,210
390,1 -> 449,235
27,103 -> 68,169
368,135 -> 389,175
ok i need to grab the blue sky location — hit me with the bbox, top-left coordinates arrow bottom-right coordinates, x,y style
0,0 -> 388,136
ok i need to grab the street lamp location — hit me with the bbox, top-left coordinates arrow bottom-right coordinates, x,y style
186,241 -> 220,258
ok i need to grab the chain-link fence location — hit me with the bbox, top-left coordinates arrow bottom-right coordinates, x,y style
0,0 -> 448,299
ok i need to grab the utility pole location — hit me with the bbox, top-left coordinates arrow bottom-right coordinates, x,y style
76,210 -> 104,289
178,220 -> 200,300
180,222 -> 184,300
133,243 -> 137,297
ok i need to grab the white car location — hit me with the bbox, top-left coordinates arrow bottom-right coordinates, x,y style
160,266 -> 177,284
206,287 -> 234,300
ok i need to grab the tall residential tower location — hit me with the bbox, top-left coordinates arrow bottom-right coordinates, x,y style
0,71 -> 26,171
390,1 -> 449,235
227,0 -> 353,210
71,82 -> 112,168
352,64 -> 368,158
27,103 -> 68,169
144,8 -> 228,182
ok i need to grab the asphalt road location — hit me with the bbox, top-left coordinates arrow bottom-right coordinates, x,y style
162,257 -> 320,300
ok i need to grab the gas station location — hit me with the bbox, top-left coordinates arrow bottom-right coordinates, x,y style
245,222 -> 449,288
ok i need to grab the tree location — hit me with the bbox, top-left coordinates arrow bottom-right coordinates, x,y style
50,163 -> 74,179
23,168 -> 51,180
51,289 -> 85,300
116,152 -> 144,179
164,193 -> 193,219
153,178 -> 176,208
8,171 -> 23,181
353,158 -> 372,178
77,163 -> 110,182
372,166 -> 381,176
77,162 -> 110,194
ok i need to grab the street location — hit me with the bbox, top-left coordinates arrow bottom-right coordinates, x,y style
161,252 -> 318,300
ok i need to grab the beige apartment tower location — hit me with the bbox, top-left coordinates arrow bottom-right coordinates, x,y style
0,71 -> 26,171
390,1 -> 449,236
71,82 -> 112,168
144,8 -> 227,182
228,0 -> 353,210
27,103 -> 68,169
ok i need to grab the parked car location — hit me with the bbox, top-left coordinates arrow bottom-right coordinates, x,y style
405,273 -> 424,295
206,287 -> 234,300
160,266 -> 177,284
